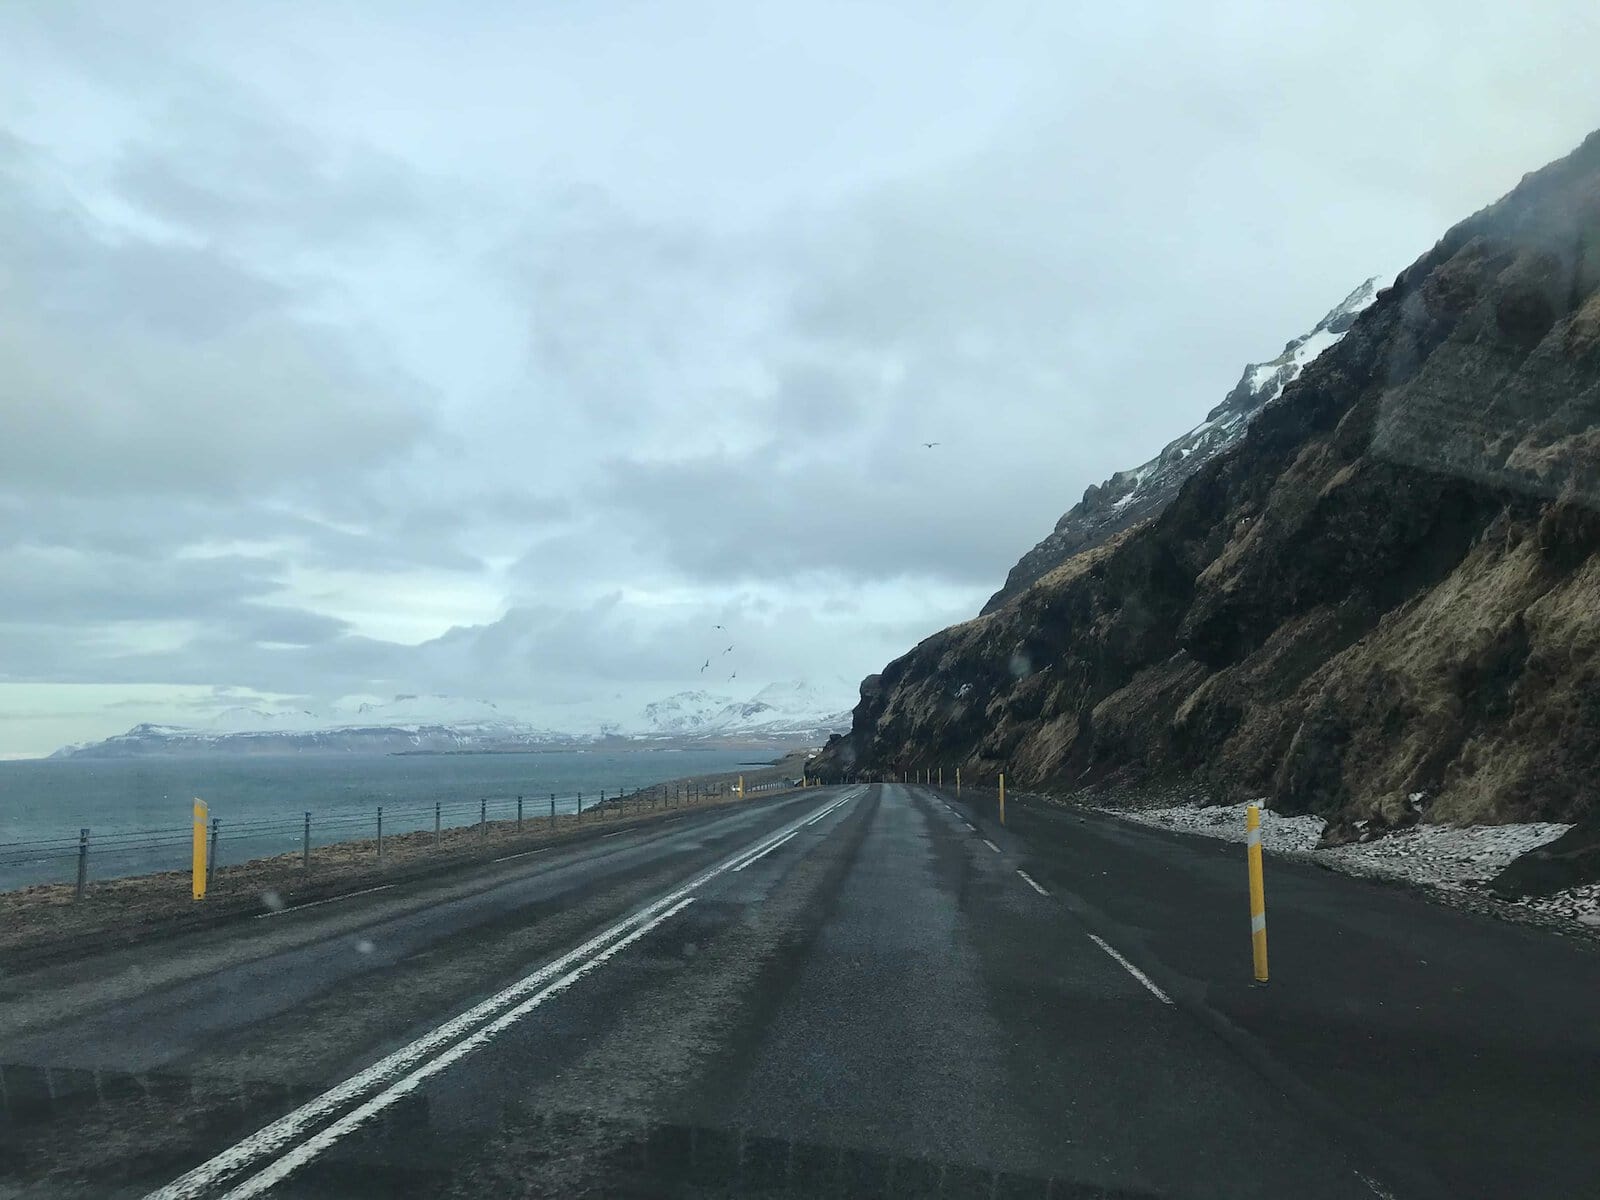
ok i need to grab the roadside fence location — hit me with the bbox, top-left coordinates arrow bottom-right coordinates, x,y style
1,778 -> 743,898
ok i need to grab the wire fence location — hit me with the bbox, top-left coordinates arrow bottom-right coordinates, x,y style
0,777 -> 758,896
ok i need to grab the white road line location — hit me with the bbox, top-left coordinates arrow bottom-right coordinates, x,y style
1016,869 -> 1048,896
218,897 -> 697,1200
732,829 -> 798,871
982,839 -> 1001,853
492,848 -> 549,864
148,788 -> 861,1200
601,831 -> 623,839
1087,933 -> 1172,1005
1355,1171 -> 1399,1200
802,795 -> 852,827
963,822 -> 976,832
253,884 -> 394,920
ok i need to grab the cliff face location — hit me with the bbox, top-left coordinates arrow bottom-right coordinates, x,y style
819,131 -> 1600,839
982,277 -> 1380,615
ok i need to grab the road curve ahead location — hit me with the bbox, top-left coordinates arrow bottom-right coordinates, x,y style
3,783 -> 1567,1198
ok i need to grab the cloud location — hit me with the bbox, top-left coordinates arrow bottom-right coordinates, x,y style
0,136 -> 435,503
2,0 -> 1599,754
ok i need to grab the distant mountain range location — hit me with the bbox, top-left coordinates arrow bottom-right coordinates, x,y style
49,684 -> 853,758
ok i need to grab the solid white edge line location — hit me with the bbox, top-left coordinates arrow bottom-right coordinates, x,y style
491,848 -> 549,864
1016,869 -> 1049,896
805,796 -> 851,826
1087,933 -> 1172,1005
732,828 -> 799,871
253,884 -> 395,920
219,897 -> 698,1200
982,838 -> 1001,853
148,788 -> 861,1200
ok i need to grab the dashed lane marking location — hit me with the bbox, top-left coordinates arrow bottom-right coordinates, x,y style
1016,869 -> 1049,896
1087,933 -> 1172,1005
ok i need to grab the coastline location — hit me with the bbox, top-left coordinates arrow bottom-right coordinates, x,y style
0,750 -> 814,970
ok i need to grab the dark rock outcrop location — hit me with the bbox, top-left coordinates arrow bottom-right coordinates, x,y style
817,130 -> 1600,839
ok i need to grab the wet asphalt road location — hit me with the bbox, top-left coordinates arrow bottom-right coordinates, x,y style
4,783 -> 1597,1198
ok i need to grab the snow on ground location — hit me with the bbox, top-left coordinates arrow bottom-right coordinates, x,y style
1117,800 -> 1324,853
1103,799 -> 1598,927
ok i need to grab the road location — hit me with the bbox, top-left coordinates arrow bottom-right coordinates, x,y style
3,783 -> 1598,1198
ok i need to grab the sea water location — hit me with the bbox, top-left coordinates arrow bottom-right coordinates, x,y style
0,747 -> 779,891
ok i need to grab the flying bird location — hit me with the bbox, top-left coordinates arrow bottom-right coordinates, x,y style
722,644 -> 734,654
730,672 -> 737,680
922,441 -> 940,448
714,624 -> 725,630
700,659 -> 709,673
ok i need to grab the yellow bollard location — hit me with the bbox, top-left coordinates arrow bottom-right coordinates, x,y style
1246,804 -> 1269,983
999,774 -> 1006,825
738,775 -> 744,800
956,767 -> 961,797
938,766 -> 943,788
191,798 -> 208,901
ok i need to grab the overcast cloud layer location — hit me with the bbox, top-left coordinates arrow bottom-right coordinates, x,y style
2,1 -> 1598,755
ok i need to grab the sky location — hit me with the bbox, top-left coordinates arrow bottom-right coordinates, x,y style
1,1 -> 1598,757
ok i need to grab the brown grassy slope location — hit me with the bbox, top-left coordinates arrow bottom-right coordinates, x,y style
816,129 -> 1600,839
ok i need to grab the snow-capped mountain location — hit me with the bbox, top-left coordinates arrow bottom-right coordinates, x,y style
637,681 -> 852,741
51,685 -> 851,758
332,694 -> 529,733
640,690 -> 734,735
982,276 -> 1383,613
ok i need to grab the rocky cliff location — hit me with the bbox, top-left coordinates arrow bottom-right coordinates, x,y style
818,130 -> 1600,845
982,277 -> 1380,614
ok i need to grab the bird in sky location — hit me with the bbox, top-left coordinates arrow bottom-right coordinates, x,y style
700,659 -> 709,673
722,644 -> 734,654
730,672 -> 737,680
922,441 -> 939,448
714,624 -> 725,630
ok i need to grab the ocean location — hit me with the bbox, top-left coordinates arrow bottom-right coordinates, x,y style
0,747 -> 780,892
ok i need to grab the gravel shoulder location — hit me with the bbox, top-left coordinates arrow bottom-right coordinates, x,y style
1095,795 -> 1599,930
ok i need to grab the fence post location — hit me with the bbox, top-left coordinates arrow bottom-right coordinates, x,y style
738,775 -> 744,800
208,818 -> 219,890
75,828 -> 88,900
192,799 -> 208,901
1246,805 -> 1270,983
550,793 -> 556,828
999,774 -> 1006,826
377,806 -> 384,862
434,801 -> 441,845
480,797 -> 487,838
577,791 -> 583,818
517,795 -> 524,831
303,812 -> 311,870
956,767 -> 961,797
